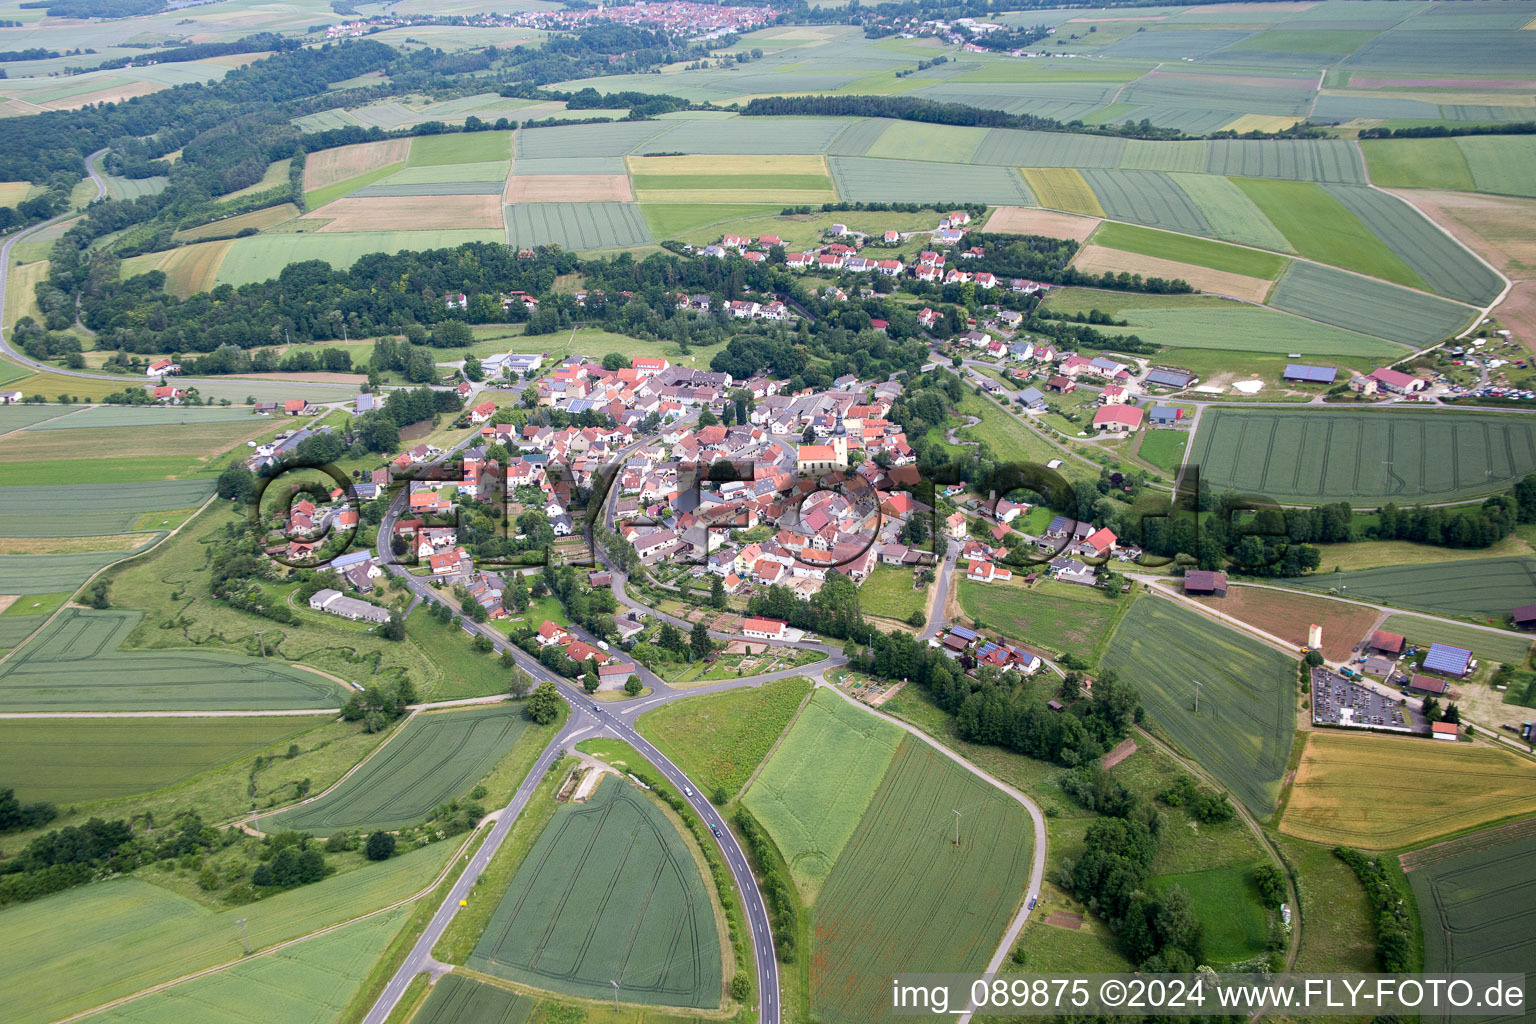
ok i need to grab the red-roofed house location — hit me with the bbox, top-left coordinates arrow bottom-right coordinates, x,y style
1092,405 -> 1144,433
284,399 -> 310,416
1076,527 -> 1117,558
967,559 -> 1012,583
536,621 -> 571,646
1368,367 -> 1424,394
469,399 -> 497,424
565,640 -> 606,664
742,617 -> 787,641
631,357 -> 668,376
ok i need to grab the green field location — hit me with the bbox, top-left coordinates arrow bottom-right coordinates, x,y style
1090,220 -> 1288,279
303,163 -> 403,210
1364,135 -> 1536,199
0,548 -> 152,596
411,974 -> 532,1024
1285,557 -> 1536,621
958,578 -> 1129,663
1100,598 -> 1295,816
860,564 -> 928,622
76,906 -> 407,1024
405,607 -> 521,700
812,737 -> 1032,1024
0,717 -> 319,804
214,231 -> 502,287
0,608 -> 345,711
0,842 -> 457,1024
633,173 -> 834,191
1379,614 -> 1532,666
1233,177 -> 1425,288
1149,866 -> 1270,965
1189,407 -> 1536,506
503,202 -> 653,251
25,406 -> 264,429
637,203 -> 782,241
0,480 -> 214,538
1268,260 -> 1475,347
0,455 -> 214,487
260,705 -> 529,834
407,131 -> 514,166
636,676 -> 811,801
1408,823 -> 1536,1020
466,774 -> 722,1008
829,157 -> 1033,205
742,687 -> 903,897
1137,427 -> 1191,472
864,120 -> 989,163
1166,171 -> 1295,252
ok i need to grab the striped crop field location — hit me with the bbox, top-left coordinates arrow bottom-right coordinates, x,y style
1267,261 -> 1474,348
1408,822 -> 1536,1007
1282,732 -> 1536,850
466,775 -> 722,1008
412,974 -> 532,1024
406,131 -> 513,166
1232,178 -> 1426,288
0,717 -> 316,803
502,202 -> 652,251
830,157 -> 1032,205
261,705 -> 530,834
742,687 -> 903,897
864,120 -> 989,163
1091,221 -> 1287,279
1321,184 -> 1501,304
1282,557 -> 1536,621
1080,168 -> 1211,235
0,608 -> 345,711
1203,138 -> 1367,183
1167,172 -> 1294,252
0,479 -> 213,537
1377,615 -> 1533,666
1189,406 -> 1536,507
1020,167 -> 1103,216
1101,598 -> 1295,817
811,737 -> 1032,1024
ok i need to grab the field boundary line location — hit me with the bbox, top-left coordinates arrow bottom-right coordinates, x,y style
0,490 -> 218,670
813,678 -> 1045,1024
732,683 -> 816,800
46,821 -> 494,1024
1136,580 -> 1304,661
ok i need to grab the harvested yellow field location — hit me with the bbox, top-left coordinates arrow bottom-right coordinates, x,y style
156,240 -> 235,298
1221,114 -> 1304,133
302,195 -> 502,232
42,81 -> 163,110
4,261 -> 47,329
1281,731 -> 1536,851
625,154 -> 828,176
0,182 -> 31,206
0,98 -> 46,117
0,535 -> 156,555
174,204 -> 298,242
635,188 -> 839,204
504,174 -> 633,203
1072,244 -> 1274,302
302,139 -> 412,192
199,50 -> 274,68
984,206 -> 1100,241
1020,168 -> 1104,217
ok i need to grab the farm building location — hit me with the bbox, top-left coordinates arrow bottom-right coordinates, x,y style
1144,368 -> 1197,389
1283,364 -> 1338,385
307,589 -> 392,624
1367,367 -> 1425,394
1092,405 -> 1144,433
1431,722 -> 1459,742
1513,604 -> 1536,630
1368,630 -> 1406,655
1423,643 -> 1474,677
1408,674 -> 1451,696
1183,570 -> 1227,596
1045,375 -> 1076,393
1148,406 -> 1182,426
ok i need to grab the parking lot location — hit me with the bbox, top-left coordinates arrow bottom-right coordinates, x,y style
1311,667 -> 1430,735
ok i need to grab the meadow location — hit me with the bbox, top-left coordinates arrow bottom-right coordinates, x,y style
1267,261 -> 1471,348
213,231 -> 502,287
859,563 -> 928,623
958,578 -> 1126,662
741,687 -> 903,898
0,717 -> 318,804
1100,598 -> 1296,816
0,841 -> 458,1024
636,676 -> 811,801
0,608 -> 345,711
466,775 -> 722,1008
1149,866 -> 1270,964
1282,732 -> 1536,851
0,548 -> 150,595
412,974 -> 532,1024
0,479 -> 214,538
404,607 -> 522,700
76,906 -> 408,1024
1090,220 -> 1288,280
1188,407 -> 1536,507
1364,135 -> 1536,199
1233,177 -> 1425,289
1283,557 -> 1536,621
1407,821 -> 1536,1014
811,737 -> 1031,1024
1377,615 -> 1532,666
261,705 -> 530,835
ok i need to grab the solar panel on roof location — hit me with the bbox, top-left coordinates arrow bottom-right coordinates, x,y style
1283,364 -> 1338,384
1423,643 -> 1472,675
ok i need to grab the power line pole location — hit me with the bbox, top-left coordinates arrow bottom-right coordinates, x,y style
235,917 -> 250,955
611,980 -> 619,1011
952,808 -> 961,847
1194,680 -> 1202,714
